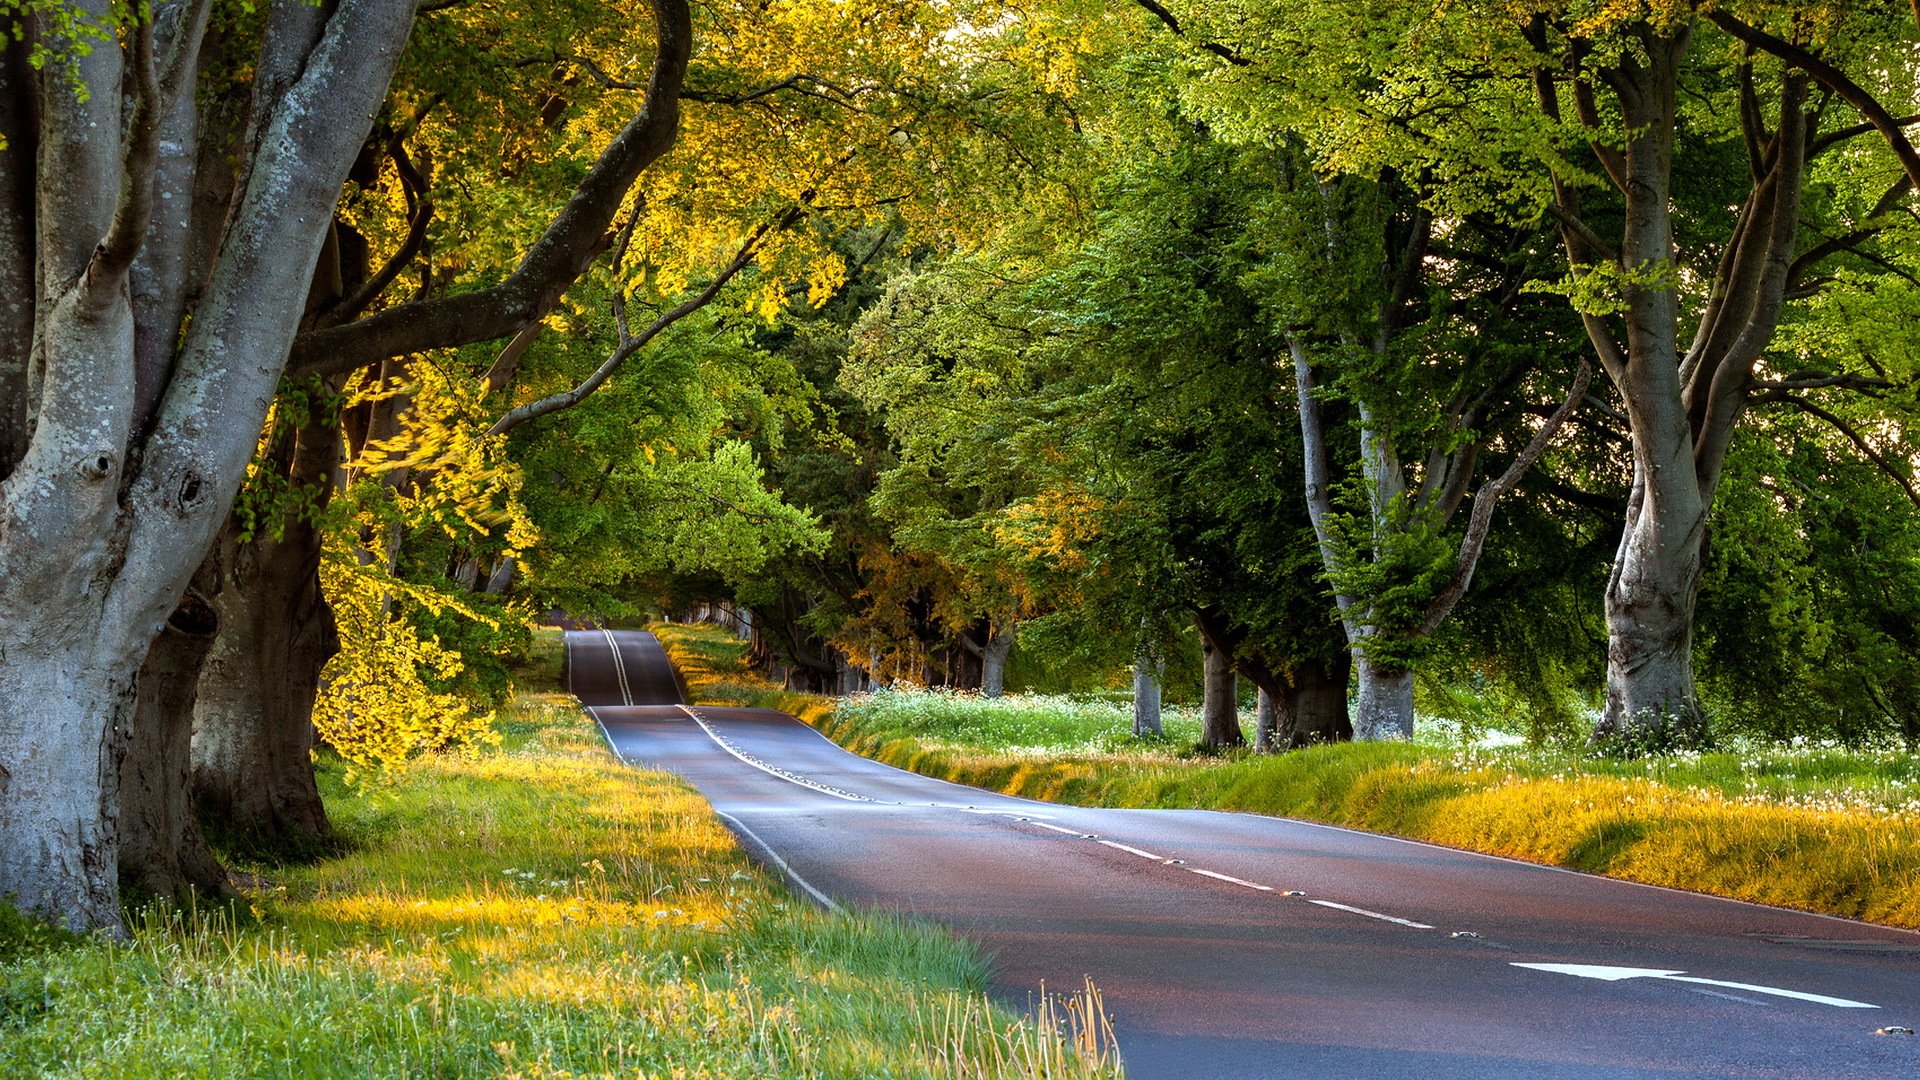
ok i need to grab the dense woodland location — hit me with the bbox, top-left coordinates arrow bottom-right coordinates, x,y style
2,0 -> 1919,933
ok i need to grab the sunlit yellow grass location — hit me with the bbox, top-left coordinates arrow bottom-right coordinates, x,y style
0,677 -> 1119,1079
655,622 -> 1920,930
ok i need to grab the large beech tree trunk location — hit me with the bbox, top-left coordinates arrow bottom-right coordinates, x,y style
119,594 -> 231,902
978,624 -> 1015,699
1198,626 -> 1244,750
192,512 -> 340,852
1594,476 -> 1708,740
1353,658 -> 1414,742
0,0 -> 416,932
1252,652 -> 1353,751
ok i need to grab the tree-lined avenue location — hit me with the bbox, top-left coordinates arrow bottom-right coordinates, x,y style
568,630 -> 1920,1079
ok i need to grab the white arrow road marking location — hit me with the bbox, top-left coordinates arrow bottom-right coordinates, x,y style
1512,963 -> 1880,1009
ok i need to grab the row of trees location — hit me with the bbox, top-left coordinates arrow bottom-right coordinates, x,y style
709,0 -> 1920,756
0,0 -> 1069,932
5,0 -> 1920,936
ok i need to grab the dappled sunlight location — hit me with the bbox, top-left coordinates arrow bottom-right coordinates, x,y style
0,694 -> 1118,1079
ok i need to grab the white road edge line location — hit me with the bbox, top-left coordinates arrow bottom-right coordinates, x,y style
1188,868 -> 1274,891
1309,898 -> 1434,929
576,631 -> 1460,931
677,705 -> 873,803
585,700 -> 842,915
715,809 -> 844,914
1098,840 -> 1162,860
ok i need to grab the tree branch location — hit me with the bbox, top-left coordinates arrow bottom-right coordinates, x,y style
1757,392 -> 1920,509
1129,0 -> 1250,67
94,11 -> 162,278
287,0 -> 692,378
1708,10 -> 1920,192
485,210 -> 792,437
1418,359 -> 1591,637
311,136 -> 434,330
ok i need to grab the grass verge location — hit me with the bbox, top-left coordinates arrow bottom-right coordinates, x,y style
655,622 -> 1920,931
0,685 -> 1117,1077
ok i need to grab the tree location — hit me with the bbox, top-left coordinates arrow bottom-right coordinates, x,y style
1170,0 -> 1920,743
0,0 -> 419,932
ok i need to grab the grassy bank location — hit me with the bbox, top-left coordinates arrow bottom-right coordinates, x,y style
654,622 -> 1920,930
0,666 -> 1116,1077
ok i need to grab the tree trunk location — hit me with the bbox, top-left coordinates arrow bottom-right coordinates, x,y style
1246,652 -> 1352,751
1132,653 -> 1164,737
980,625 -> 1014,698
1353,655 -> 1414,742
191,523 -> 339,854
1280,652 -> 1352,748
119,593 -> 232,903
0,632 -> 138,931
1595,497 -> 1708,744
1199,633 -> 1244,750
192,404 -> 343,853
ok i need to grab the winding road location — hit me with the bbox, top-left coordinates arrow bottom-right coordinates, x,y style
568,629 -> 1920,1078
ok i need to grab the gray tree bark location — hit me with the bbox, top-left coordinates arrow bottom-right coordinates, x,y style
1132,652 -> 1164,738
0,0 -> 416,932
1254,688 -> 1278,753
191,417 -> 343,852
979,624 -> 1015,699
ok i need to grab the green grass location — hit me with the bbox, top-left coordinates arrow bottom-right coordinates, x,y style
654,622 -> 1920,931
0,670 -> 1118,1077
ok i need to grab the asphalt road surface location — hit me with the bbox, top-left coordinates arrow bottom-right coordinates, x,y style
567,629 -> 1920,1078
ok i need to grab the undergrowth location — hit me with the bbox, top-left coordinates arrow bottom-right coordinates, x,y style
654,622 -> 1920,930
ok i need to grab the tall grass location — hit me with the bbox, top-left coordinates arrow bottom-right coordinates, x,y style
0,689 -> 1120,1079
654,622 -> 1920,930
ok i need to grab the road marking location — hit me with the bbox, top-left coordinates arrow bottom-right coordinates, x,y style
1030,821 -> 1084,836
1308,899 -> 1434,929
602,629 -> 634,705
586,707 -> 632,769
1188,868 -> 1274,891
1688,988 -> 1772,1007
1511,963 -> 1879,1009
677,705 -> 874,803
1098,840 -> 1162,860
581,635 -> 1466,935
715,810 -> 843,914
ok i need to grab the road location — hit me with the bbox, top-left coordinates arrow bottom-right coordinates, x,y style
567,629 -> 1920,1078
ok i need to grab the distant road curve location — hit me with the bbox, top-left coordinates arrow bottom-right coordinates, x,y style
569,629 -> 1920,1079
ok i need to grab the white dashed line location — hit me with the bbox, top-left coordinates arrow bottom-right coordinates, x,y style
579,631 -> 1451,936
1030,821 -> 1085,836
1309,898 -> 1435,929
1188,868 -> 1275,891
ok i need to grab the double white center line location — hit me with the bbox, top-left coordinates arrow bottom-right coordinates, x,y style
602,629 -> 634,705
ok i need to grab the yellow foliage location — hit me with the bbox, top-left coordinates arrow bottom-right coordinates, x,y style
315,547 -> 504,779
